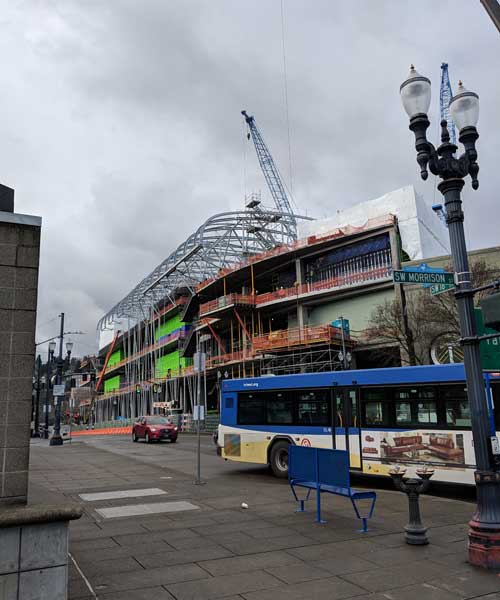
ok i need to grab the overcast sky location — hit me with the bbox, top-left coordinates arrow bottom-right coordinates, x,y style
1,1 -> 499,358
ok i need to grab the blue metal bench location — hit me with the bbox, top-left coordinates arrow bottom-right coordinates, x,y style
289,446 -> 376,532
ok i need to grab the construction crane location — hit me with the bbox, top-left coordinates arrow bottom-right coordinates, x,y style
242,110 -> 296,237
440,63 -> 456,146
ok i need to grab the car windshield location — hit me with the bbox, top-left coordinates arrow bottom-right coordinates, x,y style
146,417 -> 170,425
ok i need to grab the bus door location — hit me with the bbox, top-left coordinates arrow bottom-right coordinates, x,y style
333,387 -> 362,470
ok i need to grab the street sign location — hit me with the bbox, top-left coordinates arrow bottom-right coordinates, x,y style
193,352 -> 206,372
393,270 -> 455,285
153,402 -> 168,408
430,283 -> 455,296
403,262 -> 446,288
193,405 -> 205,421
53,384 -> 65,396
476,309 -> 500,369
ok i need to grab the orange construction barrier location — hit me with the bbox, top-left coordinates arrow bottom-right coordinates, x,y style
71,426 -> 132,436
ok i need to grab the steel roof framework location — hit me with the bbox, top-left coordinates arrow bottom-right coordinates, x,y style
98,208 -> 308,329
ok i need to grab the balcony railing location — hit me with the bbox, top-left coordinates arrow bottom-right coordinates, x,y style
199,293 -> 255,317
96,324 -> 355,400
256,265 -> 391,306
253,324 -> 348,351
99,326 -> 192,377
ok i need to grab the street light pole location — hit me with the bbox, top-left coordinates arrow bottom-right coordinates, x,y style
50,313 -> 65,446
44,342 -> 56,439
32,355 -> 42,437
401,67 -> 500,569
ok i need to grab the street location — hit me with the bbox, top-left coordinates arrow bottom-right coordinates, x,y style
28,433 -> 500,600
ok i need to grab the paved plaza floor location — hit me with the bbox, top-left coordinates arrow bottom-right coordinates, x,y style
28,434 -> 500,599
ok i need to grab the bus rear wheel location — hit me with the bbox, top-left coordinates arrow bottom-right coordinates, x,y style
270,441 -> 290,478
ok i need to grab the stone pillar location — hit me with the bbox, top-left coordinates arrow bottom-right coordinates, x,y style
0,190 -> 82,599
0,201 -> 40,504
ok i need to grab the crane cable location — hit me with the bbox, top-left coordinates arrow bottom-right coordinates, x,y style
280,0 -> 296,209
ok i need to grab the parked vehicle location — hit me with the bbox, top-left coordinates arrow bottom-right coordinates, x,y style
132,416 -> 178,443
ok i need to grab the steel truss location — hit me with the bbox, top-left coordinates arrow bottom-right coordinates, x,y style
98,208 -> 309,329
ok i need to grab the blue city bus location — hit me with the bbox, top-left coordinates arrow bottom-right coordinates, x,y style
218,364 -> 500,484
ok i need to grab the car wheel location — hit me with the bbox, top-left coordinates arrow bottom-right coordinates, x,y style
145,432 -> 150,444
132,431 -> 138,442
170,438 -> 177,443
270,441 -> 290,478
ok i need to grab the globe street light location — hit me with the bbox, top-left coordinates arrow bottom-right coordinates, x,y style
401,66 -> 500,569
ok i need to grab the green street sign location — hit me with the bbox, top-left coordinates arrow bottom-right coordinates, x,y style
430,283 -> 455,296
393,270 -> 455,285
476,309 -> 500,369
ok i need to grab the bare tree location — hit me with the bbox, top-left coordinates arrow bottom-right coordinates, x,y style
366,260 -> 499,366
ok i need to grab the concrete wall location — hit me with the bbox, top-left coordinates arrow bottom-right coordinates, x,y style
0,521 -> 69,600
0,212 -> 41,504
307,288 -> 394,332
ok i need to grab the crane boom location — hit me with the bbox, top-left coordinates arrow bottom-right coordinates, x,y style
440,63 -> 456,145
242,110 -> 296,235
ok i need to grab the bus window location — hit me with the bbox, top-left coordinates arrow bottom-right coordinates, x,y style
297,390 -> 329,425
395,401 -> 412,424
443,387 -> 471,427
417,402 -> 438,424
267,392 -> 293,425
238,393 -> 266,425
364,402 -> 386,427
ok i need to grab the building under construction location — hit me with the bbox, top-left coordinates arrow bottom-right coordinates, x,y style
94,114 -> 449,423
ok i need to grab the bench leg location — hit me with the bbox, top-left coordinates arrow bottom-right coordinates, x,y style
315,488 -> 326,524
360,517 -> 368,533
295,499 -> 305,513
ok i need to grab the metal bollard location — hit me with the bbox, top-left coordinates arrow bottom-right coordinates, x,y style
389,466 -> 434,545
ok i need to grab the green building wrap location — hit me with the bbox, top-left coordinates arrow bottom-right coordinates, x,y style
104,374 -> 121,393
107,349 -> 122,368
155,314 -> 185,341
155,351 -> 192,378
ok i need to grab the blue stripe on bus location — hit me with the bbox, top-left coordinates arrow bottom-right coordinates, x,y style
229,425 -> 417,435
222,364 -> 468,393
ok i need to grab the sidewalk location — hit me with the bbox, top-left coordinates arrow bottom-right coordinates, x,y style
29,436 -> 500,600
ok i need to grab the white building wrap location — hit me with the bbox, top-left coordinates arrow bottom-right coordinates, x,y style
299,185 -> 449,261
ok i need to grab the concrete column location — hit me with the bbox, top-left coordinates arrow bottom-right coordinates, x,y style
0,208 -> 40,504
0,192 -> 82,600
294,257 -> 306,330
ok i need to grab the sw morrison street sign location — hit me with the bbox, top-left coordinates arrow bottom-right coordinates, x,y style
393,270 -> 455,285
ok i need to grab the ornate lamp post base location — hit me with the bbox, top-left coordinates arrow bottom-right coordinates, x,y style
468,471 -> 500,569
390,466 -> 434,545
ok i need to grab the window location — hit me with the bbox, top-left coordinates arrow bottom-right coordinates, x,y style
394,387 -> 437,427
443,387 -> 471,427
418,402 -> 437,424
267,392 -> 293,425
238,393 -> 266,425
297,390 -> 329,425
364,402 -> 385,427
395,401 -> 412,424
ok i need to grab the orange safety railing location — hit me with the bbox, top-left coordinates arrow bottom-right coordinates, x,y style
95,324 -> 356,402
98,330 -> 184,378
195,215 -> 395,291
199,293 -> 255,317
253,324 -> 347,351
255,266 -> 391,306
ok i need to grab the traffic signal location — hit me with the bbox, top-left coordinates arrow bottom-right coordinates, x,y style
481,292 -> 500,331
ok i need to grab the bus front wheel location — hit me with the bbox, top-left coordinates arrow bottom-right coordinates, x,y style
270,441 -> 290,478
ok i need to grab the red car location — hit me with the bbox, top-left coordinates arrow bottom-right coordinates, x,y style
132,416 -> 178,444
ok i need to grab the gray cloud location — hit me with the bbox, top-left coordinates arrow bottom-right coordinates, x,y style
0,0 -> 498,357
